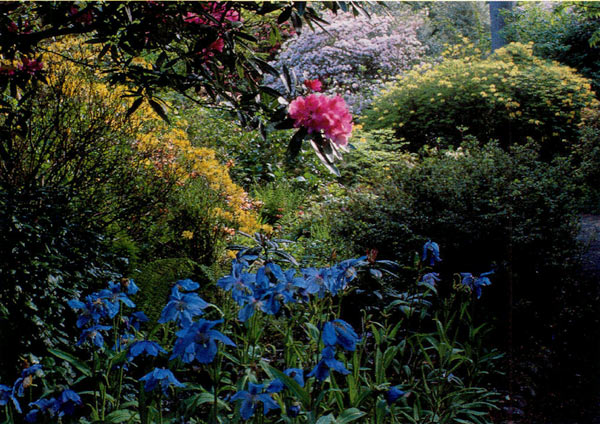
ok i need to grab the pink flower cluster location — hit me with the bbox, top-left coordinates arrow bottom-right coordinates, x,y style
288,94 -> 353,147
19,58 -> 43,74
304,79 -> 322,92
183,2 -> 240,25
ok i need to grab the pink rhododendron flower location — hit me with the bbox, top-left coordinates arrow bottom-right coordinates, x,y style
288,94 -> 353,147
199,38 -> 225,58
183,2 -> 240,25
18,58 -> 43,74
304,79 -> 322,92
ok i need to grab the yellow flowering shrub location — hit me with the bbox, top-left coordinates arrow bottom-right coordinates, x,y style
363,42 -> 599,157
41,37 -> 268,236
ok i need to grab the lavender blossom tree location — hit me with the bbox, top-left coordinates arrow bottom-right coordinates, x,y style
266,10 -> 426,113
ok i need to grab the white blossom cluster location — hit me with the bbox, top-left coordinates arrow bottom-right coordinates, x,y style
266,11 -> 427,114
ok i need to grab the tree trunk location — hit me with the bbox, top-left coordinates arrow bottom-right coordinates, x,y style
489,1 -> 514,52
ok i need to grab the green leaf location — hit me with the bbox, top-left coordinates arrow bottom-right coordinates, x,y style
304,322 -> 320,343
148,98 -> 170,124
48,348 -> 91,377
261,364 -> 310,409
101,409 -> 137,423
337,408 -> 366,423
315,414 -> 335,424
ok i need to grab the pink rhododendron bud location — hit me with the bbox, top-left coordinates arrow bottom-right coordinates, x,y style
288,94 -> 353,147
304,79 -> 322,92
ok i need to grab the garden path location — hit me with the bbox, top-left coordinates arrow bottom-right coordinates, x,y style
576,214 -> 600,424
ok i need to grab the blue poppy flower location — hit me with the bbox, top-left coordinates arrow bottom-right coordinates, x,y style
230,382 -> 280,420
128,341 -> 167,361
218,261 -> 256,304
57,389 -> 81,416
256,262 -> 286,288
422,240 -> 442,266
25,397 -> 58,422
276,269 -> 307,302
302,267 -> 336,298
322,319 -> 360,351
171,319 -> 236,364
333,257 -> 363,290
419,272 -> 440,290
97,284 -> 136,318
237,287 -> 282,322
307,346 -> 350,381
385,386 -> 406,404
113,332 -> 135,351
284,368 -> 304,387
122,311 -> 149,332
0,384 -> 21,413
140,368 -> 185,394
13,365 -> 42,397
67,294 -> 108,328
158,289 -> 209,328
171,279 -> 200,295
460,271 -> 493,299
288,404 -> 301,418
76,325 -> 112,348
21,364 -> 42,378
266,379 -> 284,394
122,279 -> 139,295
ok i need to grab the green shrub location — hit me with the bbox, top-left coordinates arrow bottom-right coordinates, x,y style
363,42 -> 598,157
328,139 -> 579,284
0,188 -> 118,380
338,127 -> 416,186
252,180 -> 306,225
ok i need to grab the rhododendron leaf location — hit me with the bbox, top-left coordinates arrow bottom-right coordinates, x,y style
97,43 -> 111,60
310,139 -> 340,176
258,85 -> 282,99
272,250 -> 300,266
284,65 -> 296,93
233,31 -> 257,43
155,51 -> 167,69
148,99 -> 169,124
252,58 -> 278,77
278,7 -> 293,24
288,127 -> 307,158
275,118 -> 295,131
125,96 -> 144,119
290,12 -> 302,33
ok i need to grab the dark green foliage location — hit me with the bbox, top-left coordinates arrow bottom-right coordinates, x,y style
0,44 -> 172,375
0,188 -> 117,380
329,139 -> 579,284
503,3 -> 600,94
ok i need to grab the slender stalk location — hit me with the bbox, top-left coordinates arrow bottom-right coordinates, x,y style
116,365 -> 124,409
